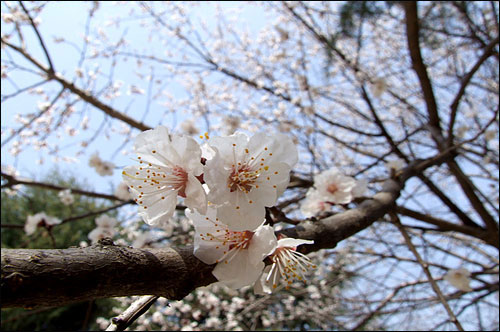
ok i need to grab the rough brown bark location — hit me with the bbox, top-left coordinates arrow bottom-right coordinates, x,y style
1,243 -> 216,308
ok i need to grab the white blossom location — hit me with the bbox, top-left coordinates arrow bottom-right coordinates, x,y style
24,212 -> 62,235
88,215 -> 117,244
122,126 -> 207,227
385,158 -> 405,172
88,152 -> 115,176
58,189 -> 74,206
204,132 -> 297,231
95,215 -> 118,228
300,189 -> 331,218
254,237 -> 315,294
95,160 -> 115,176
188,207 -> 277,289
314,168 -> 357,204
444,268 -> 473,292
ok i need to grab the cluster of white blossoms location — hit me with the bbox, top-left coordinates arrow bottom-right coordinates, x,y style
300,168 -> 367,218
123,126 -> 315,292
24,212 -> 62,235
88,215 -> 118,244
88,152 -> 115,176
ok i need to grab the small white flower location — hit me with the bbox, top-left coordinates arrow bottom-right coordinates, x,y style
180,119 -> 199,135
314,168 -> 356,204
95,215 -> 118,228
114,182 -> 132,201
204,132 -> 297,231
385,158 -> 405,172
122,126 -> 207,227
58,189 -> 74,206
188,207 -> 277,289
88,152 -> 102,168
254,236 -> 315,294
95,161 -> 115,176
444,268 -> 473,292
24,212 -> 61,235
88,226 -> 116,244
88,152 -> 115,176
300,189 -> 331,218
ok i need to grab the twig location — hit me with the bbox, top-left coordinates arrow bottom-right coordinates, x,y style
106,295 -> 159,331
18,1 -> 55,73
391,213 -> 465,331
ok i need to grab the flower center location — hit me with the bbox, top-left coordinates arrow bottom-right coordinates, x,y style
171,166 -> 189,197
229,230 -> 254,250
327,183 -> 338,194
268,246 -> 317,289
228,165 -> 259,193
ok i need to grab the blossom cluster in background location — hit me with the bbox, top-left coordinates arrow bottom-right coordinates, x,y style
121,126 -> 316,292
89,151 -> 115,176
88,215 -> 118,244
300,168 -> 367,218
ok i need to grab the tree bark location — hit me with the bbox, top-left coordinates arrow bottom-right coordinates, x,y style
2,243 -> 216,308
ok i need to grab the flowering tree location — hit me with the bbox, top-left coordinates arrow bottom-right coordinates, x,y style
1,1 -> 499,331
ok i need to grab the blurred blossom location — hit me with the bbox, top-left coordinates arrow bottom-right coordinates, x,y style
444,268 -> 473,292
385,158 -> 405,172
24,212 -> 61,235
58,189 -> 74,206
114,181 -> 132,201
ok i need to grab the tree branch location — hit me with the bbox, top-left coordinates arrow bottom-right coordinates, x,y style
0,38 -> 151,132
404,2 -> 442,135
392,214 -> 465,331
105,295 -> 159,331
1,171 -> 123,201
0,154 -> 456,309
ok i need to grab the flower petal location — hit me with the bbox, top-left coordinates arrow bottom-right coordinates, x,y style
248,225 -> 277,266
247,132 -> 298,168
212,250 -> 265,289
277,238 -> 314,248
216,199 -> 265,232
184,173 -> 207,214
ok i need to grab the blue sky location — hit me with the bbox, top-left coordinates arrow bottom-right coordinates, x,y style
1,1 -> 270,193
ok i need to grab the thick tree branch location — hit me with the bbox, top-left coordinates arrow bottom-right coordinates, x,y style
2,242 -> 216,309
0,153 -> 464,309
